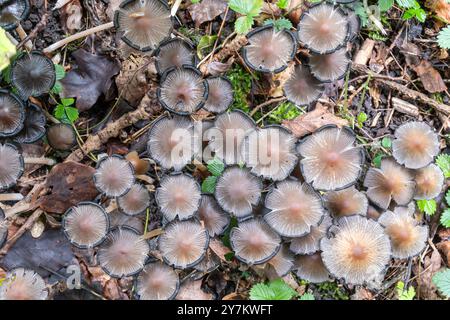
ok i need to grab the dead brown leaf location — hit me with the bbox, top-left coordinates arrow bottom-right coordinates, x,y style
426,0 -> 450,23
188,0 -> 227,28
436,241 -> 450,267
413,60 -> 447,93
351,287 -> 374,300
209,237 -> 232,262
287,0 -> 303,25
416,248 -> 442,300
63,0 -> 83,33
176,280 -> 214,300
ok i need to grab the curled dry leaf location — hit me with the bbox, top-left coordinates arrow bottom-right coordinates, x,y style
209,237 -> 233,263
413,60 -> 447,93
188,0 -> 227,28
415,248 -> 442,299
63,0 -> 83,32
176,280 -> 214,300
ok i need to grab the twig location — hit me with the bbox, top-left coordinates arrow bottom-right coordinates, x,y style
208,6 -> 229,66
17,12 -> 50,49
250,97 -> 286,117
15,25 -> 32,50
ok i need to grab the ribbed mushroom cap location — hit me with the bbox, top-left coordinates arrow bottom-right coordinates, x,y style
98,226 -> 149,277
294,252 -> 331,283
114,0 -> 172,51
155,38 -> 195,74
367,205 -> 381,221
283,64 -> 325,107
193,249 -> 220,273
289,214 -> 332,255
157,66 -> 208,115
297,125 -> 364,191
267,246 -> 294,277
197,195 -> 230,237
0,268 -> 47,300
0,208 -> 7,249
324,186 -> 368,219
94,156 -> 135,197
10,52 -> 56,98
205,110 -> 255,165
414,164 -> 444,200
156,173 -> 201,222
378,206 -> 428,259
109,209 -> 145,233
345,8 -> 360,41
117,183 -> 150,216
62,202 -> 110,248
0,90 -> 25,137
158,219 -> 209,269
136,262 -> 179,300
363,158 -> 415,209
13,103 -> 46,144
243,126 -> 298,181
308,48 -> 350,83
203,77 -> 234,114
214,167 -> 262,219
320,215 -> 391,285
297,3 -> 348,54
264,180 -> 325,237
230,218 -> 281,265
46,123 -> 76,151
0,0 -> 30,30
243,25 -> 297,73
0,143 -> 23,190
392,122 -> 440,169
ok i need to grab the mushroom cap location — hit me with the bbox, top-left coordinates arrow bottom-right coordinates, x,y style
0,143 -> 24,190
98,226 -> 150,277
155,173 -> 201,222
323,186 -> 368,219
147,115 -> 195,170
197,195 -> 230,237
114,0 -> 172,51
289,214 -> 332,255
0,268 -> 47,300
267,245 -> 295,277
297,125 -> 364,191
0,208 -> 8,249
46,123 -> 76,151
202,76 -> 234,114
109,208 -> 145,233
363,158 -> 415,209
13,103 -> 46,144
345,8 -> 361,41
392,122 -> 440,169
117,183 -> 150,216
62,202 -> 110,248
294,252 -> 331,283
214,166 -> 262,219
157,66 -> 208,115
320,215 -> 391,285
193,249 -> 220,273
135,262 -> 180,300
10,51 -> 56,98
414,164 -> 444,200
297,3 -> 349,54
308,48 -> 350,83
125,151 -> 150,175
0,0 -> 30,30
367,205 -> 381,221
264,179 -> 325,237
158,219 -> 209,269
242,25 -> 297,73
283,64 -> 325,107
154,37 -> 196,74
94,155 -> 135,197
243,125 -> 299,181
0,89 -> 25,137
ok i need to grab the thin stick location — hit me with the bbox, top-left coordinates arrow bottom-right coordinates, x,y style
171,0 -> 183,16
250,97 -> 286,117
0,193 -> 24,202
15,25 -> 32,50
208,6 -> 229,66
24,157 -> 56,166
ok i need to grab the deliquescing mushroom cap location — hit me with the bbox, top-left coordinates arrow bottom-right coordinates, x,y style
117,183 -> 150,216
283,64 -> 325,107
0,143 -> 24,190
0,268 -> 48,300
267,245 -> 295,277
308,48 -> 351,83
0,0 -> 30,31
135,262 -> 180,300
154,37 -> 196,75
46,123 -> 77,151
197,194 -> 230,237
289,214 -> 332,255
0,89 -> 25,137
202,76 -> 234,114
324,186 -> 368,219
93,155 -> 135,198
294,252 -> 332,283
414,164 -> 444,200
13,103 -> 46,144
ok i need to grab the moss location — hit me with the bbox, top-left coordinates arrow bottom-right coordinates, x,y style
267,101 -> 302,125
226,64 -> 254,114
316,281 -> 349,300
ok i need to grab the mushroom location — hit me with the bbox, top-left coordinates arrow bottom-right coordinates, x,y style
267,245 -> 294,277
264,179 -> 325,237
158,219 -> 209,269
117,183 -> 150,216
0,89 -> 25,137
0,0 -> 30,31
135,262 -> 180,300
283,64 -> 325,107
230,218 -> 281,265
0,207 -> 8,249
98,226 -> 150,277
0,268 -> 48,300
345,8 -> 360,41
308,48 -> 350,83
202,76 -> 234,114
154,37 -> 196,74
323,186 -> 368,219
197,195 -> 230,237
414,164 -> 444,200
13,103 -> 46,144
242,25 -> 297,73
320,215 -> 391,285
157,66 -> 208,115
214,166 -> 262,219
193,249 -> 220,273
392,122 -> 440,169
10,51 -> 56,98
294,252 -> 331,283
93,155 -> 135,198
297,125 -> 364,191
62,202 -> 110,249
297,3 -> 349,54
363,158 -> 415,209
367,205 -> 381,221
114,0 -> 172,51
125,151 -> 150,175
289,214 -> 332,255
46,123 -> 77,151
155,173 -> 201,222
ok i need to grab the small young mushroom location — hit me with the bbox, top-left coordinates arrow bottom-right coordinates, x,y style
0,208 -> 8,249
46,123 -> 77,151
283,64 -> 325,107
323,186 -> 368,219
154,38 -> 196,74
117,183 -> 150,216
135,262 -> 180,300
289,214 -> 332,255
0,268 -> 47,300
392,122 -> 440,169
197,195 -> 230,237
13,103 -> 46,144
0,89 -> 25,137
294,252 -> 331,283
267,246 -> 295,277
202,77 -> 234,114
0,0 -> 30,30
308,48 -> 350,83
94,155 -> 135,198
414,164 -> 444,200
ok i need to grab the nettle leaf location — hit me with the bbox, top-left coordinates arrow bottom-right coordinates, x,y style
202,176 -> 217,194
276,0 -> 289,9
379,0 -> 394,12
235,15 -> 254,34
440,208 -> 450,228
207,158 -> 225,176
229,0 -> 263,16
432,269 -> 450,298
299,293 -> 315,300
436,154 -> 450,178
416,199 -> 437,216
264,18 -> 293,31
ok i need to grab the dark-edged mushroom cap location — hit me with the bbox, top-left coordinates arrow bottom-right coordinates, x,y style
392,122 -> 440,169
283,64 -> 325,107
367,205 -> 381,221
308,48 -> 350,83
114,0 -> 172,51
297,125 -> 364,191
117,183 -> 149,216
197,195 -> 230,237
297,3 -> 349,54
0,143 -> 24,190
46,123 -> 76,151
243,25 -> 297,73
157,66 -> 208,115
414,164 -> 444,200
230,218 -> 281,265
267,245 -> 294,277
13,103 -> 46,143
289,214 -> 332,255
154,38 -> 195,74
98,226 -> 149,278
214,166 -> 262,219
0,0 -> 30,30
0,268 -> 47,300
320,215 -> 391,285
193,249 -> 220,273
62,202 -> 110,248
109,208 -> 145,233
345,8 -> 360,41
155,173 -> 201,222
264,180 -> 325,237
94,155 -> 135,197
0,207 -> 8,249
10,51 -> 56,98
363,158 -> 415,209
294,252 -> 331,283
202,77 -> 234,114
0,90 -> 25,137
158,219 -> 209,269
323,186 -> 368,219
135,262 -> 179,300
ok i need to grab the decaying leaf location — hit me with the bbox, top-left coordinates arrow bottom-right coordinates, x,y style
63,0 -> 83,32
188,0 -> 227,28
209,237 -> 233,262
287,0 -> 303,25
176,280 -> 214,300
413,60 -> 447,93
426,0 -> 450,23
207,60 -> 233,76
416,248 -> 442,299
437,241 -> 450,267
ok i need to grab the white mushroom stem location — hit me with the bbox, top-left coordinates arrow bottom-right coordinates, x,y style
24,157 -> 56,166
0,193 -> 24,202
171,0 -> 182,16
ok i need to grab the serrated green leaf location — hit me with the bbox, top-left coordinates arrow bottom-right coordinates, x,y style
65,107 -> 79,123
436,154 -> 450,178
354,2 -> 369,27
379,0 -> 394,12
440,208 -> 450,228
396,0 -> 416,8
207,158 -> 225,176
438,26 -> 450,49
381,137 -> 392,149
202,176 -> 217,194
53,104 -> 65,120
373,153 -> 384,168
197,35 -> 217,59
268,279 -> 297,300
299,293 -> 315,300
61,97 -> 75,106
235,15 -> 254,34
396,281 -> 416,300
276,0 -> 289,9
54,64 -> 66,80
357,112 -> 368,127
250,283 -> 275,300
416,199 -> 437,216
446,190 -> 450,207
402,7 -> 426,22
264,17 -> 293,31
432,269 -> 450,298
51,81 -> 63,94
229,0 -> 263,16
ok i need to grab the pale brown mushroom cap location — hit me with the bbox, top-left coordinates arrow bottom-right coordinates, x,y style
294,252 -> 331,283
94,156 -> 135,197
414,164 -> 444,200
155,38 -> 195,74
117,183 -> 150,216
203,77 -> 234,114
289,214 -> 332,255
197,195 -> 230,237
0,90 -> 25,137
267,246 -> 294,277
0,268 -> 48,300
283,64 -> 325,107
136,262 -> 179,300
324,186 -> 368,219
308,48 -> 350,82
0,143 -> 24,190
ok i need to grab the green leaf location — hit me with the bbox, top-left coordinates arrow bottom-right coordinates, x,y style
416,199 -> 437,216
396,281 -> 416,300
202,176 -> 217,194
250,283 -> 275,300
268,279 -> 297,300
373,153 -> 384,168
436,154 -> 450,178
440,208 -> 450,228
264,18 -> 293,31
54,64 -> 66,80
229,0 -> 263,16
235,15 -> 254,34
53,104 -> 66,120
432,269 -> 450,298
402,7 -> 426,22
65,107 -> 79,123
51,81 -> 63,94
197,35 -> 217,59
299,293 -> 315,300
396,0 -> 416,8
0,27 -> 16,72
224,252 -> 235,261
276,0 -> 289,9
379,0 -> 394,12
354,2 -> 369,27
438,26 -> 450,49
357,112 -> 368,127
381,137 -> 392,149
446,189 -> 450,206
61,97 -> 75,106
207,158 -> 225,176
191,0 -> 200,3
